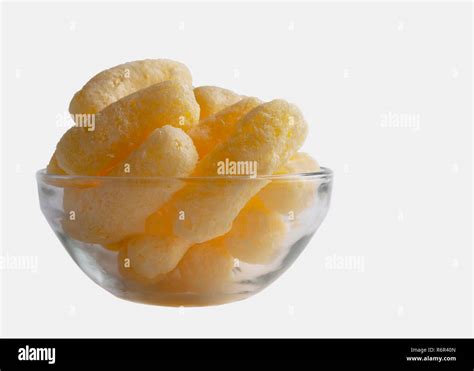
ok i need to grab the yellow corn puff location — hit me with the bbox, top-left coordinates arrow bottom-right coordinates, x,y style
118,235 -> 191,282
172,99 -> 308,243
62,125 -> 198,244
258,152 -> 320,215
189,97 -> 262,158
46,155 -> 66,175
223,197 -> 287,264
54,80 -> 199,175
159,239 -> 234,294
69,59 -> 192,116
194,86 -> 242,120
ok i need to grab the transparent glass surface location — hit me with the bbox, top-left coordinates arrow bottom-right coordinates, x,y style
36,169 -> 333,306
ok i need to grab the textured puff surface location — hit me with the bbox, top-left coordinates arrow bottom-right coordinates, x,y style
194,86 -> 242,120
189,97 -> 262,158
173,99 -> 308,243
120,235 -> 191,282
223,197 -> 287,264
258,152 -> 320,215
69,59 -> 192,115
55,80 -> 200,175
61,126 -> 198,245
159,240 -> 234,294
110,125 -> 199,177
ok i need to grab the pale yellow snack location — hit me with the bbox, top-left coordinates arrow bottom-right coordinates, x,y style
69,59 -> 192,116
258,152 -> 320,215
119,235 -> 191,282
62,125 -> 198,245
223,197 -> 287,264
144,100 -> 305,272
49,60 -> 193,175
194,86 -> 242,120
46,155 -> 66,175
54,80 -> 199,175
144,201 -> 176,238
44,59 -> 325,304
109,125 -> 199,177
171,99 -> 308,243
135,198 -> 191,283
273,152 -> 320,175
158,239 -> 234,294
189,97 -> 262,158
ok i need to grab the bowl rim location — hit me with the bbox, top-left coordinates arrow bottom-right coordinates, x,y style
36,167 -> 333,182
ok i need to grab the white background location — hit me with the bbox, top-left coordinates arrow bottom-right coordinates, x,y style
1,1 -> 472,337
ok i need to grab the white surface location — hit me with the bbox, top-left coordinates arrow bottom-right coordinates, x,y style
0,1 -> 472,337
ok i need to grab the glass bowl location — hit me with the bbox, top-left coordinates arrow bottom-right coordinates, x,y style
36,168 -> 333,307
